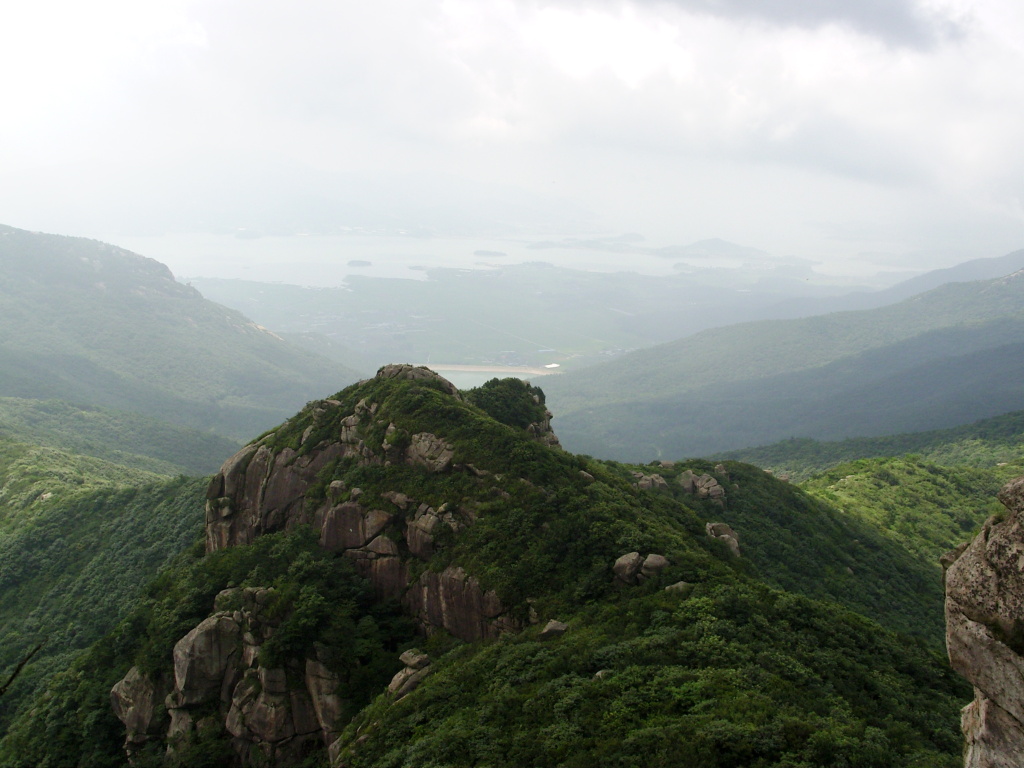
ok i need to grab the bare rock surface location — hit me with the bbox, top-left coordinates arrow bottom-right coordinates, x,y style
526,407 -> 561,448
631,471 -> 668,491
113,588 -> 346,767
173,614 -> 242,706
404,565 -> 510,641
613,552 -> 645,584
539,619 -> 568,640
110,666 -> 170,757
407,432 -> 456,473
945,476 -> 1024,767
706,522 -> 741,557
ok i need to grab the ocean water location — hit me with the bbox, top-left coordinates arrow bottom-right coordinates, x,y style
103,232 -> 690,287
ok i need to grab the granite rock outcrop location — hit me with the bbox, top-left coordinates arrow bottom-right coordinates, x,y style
945,476 -> 1024,767
112,587 -> 346,766
112,364 -> 571,766
204,365 -> 525,640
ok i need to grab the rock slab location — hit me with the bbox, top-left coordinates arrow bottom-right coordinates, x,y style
945,476 -> 1024,767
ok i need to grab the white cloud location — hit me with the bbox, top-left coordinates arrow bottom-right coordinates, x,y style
1,0 -> 1022,267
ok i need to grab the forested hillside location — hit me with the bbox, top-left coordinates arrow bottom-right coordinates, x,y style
0,369 -> 970,768
0,226 -> 362,440
0,398 -> 239,476
0,470 -> 206,734
721,408 -> 1024,481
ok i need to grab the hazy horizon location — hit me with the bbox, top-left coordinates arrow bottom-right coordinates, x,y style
3,0 -> 1024,278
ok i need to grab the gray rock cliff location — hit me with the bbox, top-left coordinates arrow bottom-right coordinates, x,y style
112,587 -> 346,766
945,476 -> 1024,767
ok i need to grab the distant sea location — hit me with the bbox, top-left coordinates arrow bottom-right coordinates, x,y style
103,232 -> 690,287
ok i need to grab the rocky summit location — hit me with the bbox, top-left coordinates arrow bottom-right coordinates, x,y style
203,364 -> 559,640
112,365 -> 569,764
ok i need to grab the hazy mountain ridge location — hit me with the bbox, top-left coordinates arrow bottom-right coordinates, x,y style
759,248 -> 1024,317
543,269 -> 1024,460
0,225 -> 362,440
187,258 -> 868,372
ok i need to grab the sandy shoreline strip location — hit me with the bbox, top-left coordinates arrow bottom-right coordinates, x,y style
414,364 -> 561,376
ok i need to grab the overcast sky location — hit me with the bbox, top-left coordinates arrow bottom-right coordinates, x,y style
2,0 -> 1024,271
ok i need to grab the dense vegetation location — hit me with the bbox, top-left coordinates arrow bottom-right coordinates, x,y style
337,582 -> 964,768
0,225 -> 360,440
0,475 -> 206,734
625,460 -> 951,644
800,457 -> 1016,565
543,272 -> 1024,459
0,436 -> 159,531
0,530 -> 415,768
0,371 -> 976,767
721,408 -> 1024,481
0,397 -> 239,476
463,377 -> 549,430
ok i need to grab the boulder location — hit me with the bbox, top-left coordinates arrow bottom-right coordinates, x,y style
110,667 -> 169,754
388,649 -> 433,699
172,614 -> 241,706
407,433 -> 456,473
387,666 -> 432,699
706,522 -> 741,557
695,474 -> 725,500
613,552 -> 645,584
406,507 -> 442,560
641,554 -> 670,579
632,472 -> 669,491
539,620 -> 568,640
399,649 -> 431,670
945,475 -> 1024,766
664,581 -> 694,596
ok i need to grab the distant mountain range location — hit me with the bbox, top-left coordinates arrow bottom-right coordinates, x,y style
767,248 -> 1024,316
543,267 -> 1024,460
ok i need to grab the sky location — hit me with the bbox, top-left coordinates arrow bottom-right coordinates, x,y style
2,0 -> 1024,274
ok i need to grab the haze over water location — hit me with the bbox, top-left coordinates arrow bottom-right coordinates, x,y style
107,231 -> 918,289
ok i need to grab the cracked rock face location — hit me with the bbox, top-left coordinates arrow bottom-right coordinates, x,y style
945,476 -> 1024,767
111,588 -> 346,767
